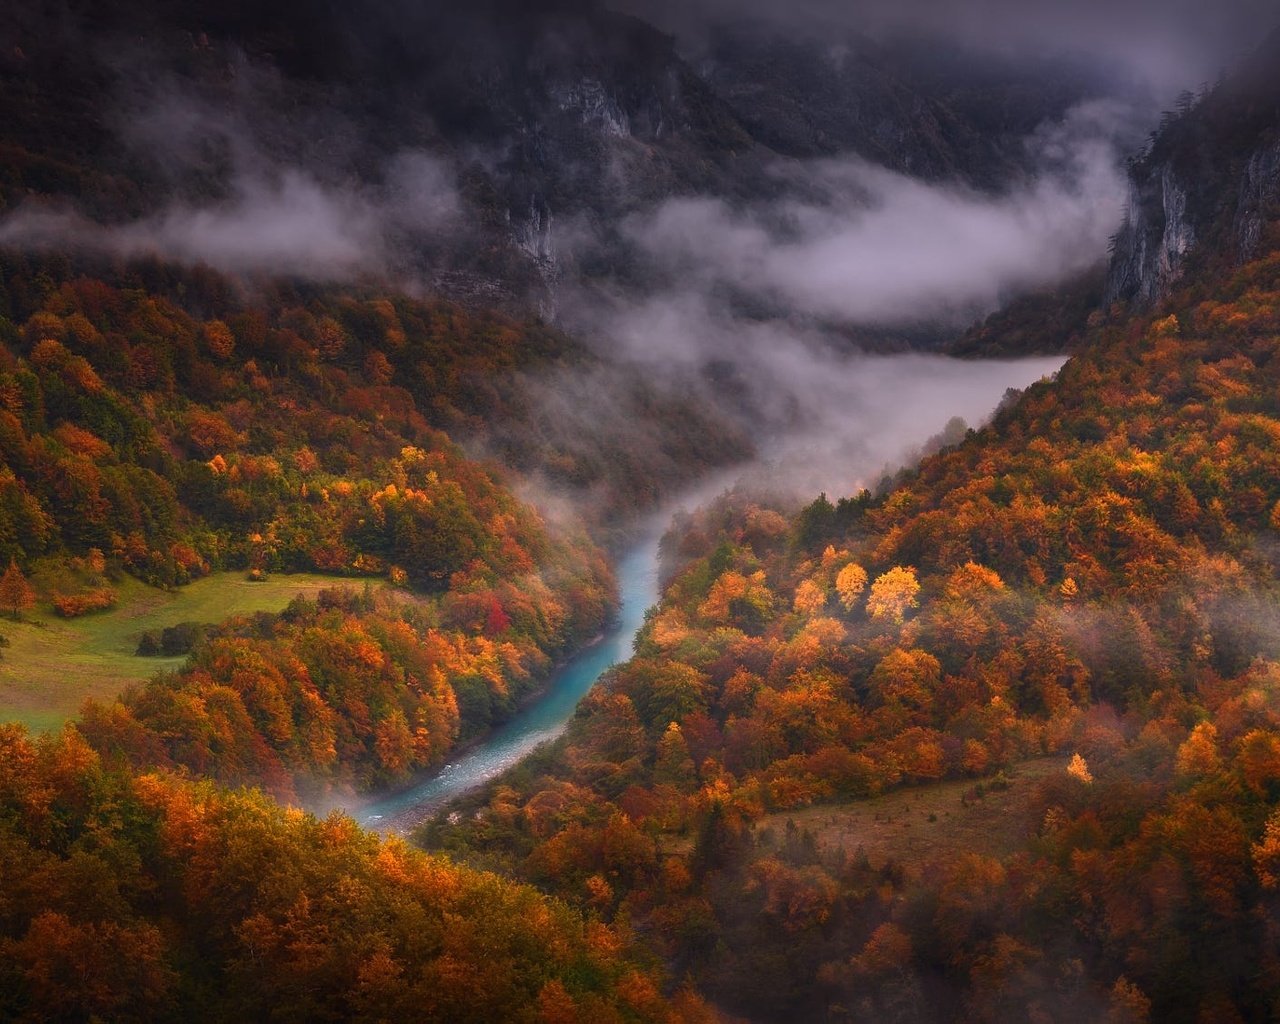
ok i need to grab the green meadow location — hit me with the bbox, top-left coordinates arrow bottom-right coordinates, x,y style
0,572 -> 381,733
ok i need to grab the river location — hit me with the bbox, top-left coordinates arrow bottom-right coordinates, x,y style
350,521 -> 663,831
345,354 -> 1067,832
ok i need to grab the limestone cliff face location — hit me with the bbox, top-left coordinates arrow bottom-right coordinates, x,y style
1105,162 -> 1197,307
1105,131 -> 1280,309
1105,32 -> 1280,309
1233,136 -> 1280,263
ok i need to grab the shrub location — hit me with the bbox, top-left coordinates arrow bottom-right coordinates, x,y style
52,588 -> 118,618
160,622 -> 206,657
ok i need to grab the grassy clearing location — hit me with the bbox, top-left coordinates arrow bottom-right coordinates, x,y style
0,572 -> 385,734
755,756 -> 1070,876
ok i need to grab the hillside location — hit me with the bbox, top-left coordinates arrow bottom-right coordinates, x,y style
428,238 -> 1280,1024
750,755 -> 1070,876
419,59 -> 1280,1022
0,723 -> 712,1023
6,1 -> 1280,1022
0,249 -> 647,803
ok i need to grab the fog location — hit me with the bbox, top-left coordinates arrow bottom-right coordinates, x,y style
538,100 -> 1123,505
611,100 -> 1133,330
548,285 -> 1064,507
743,350 -> 1064,497
0,93 -> 1133,321
0,71 -> 463,281
0,152 -> 461,281
624,0 -> 1278,99
0,5 -> 1136,516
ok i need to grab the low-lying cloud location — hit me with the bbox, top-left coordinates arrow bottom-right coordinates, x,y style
613,100 -> 1134,330
625,0 -> 1278,98
539,103 -> 1119,512
752,349 -> 1065,498
493,97 -> 1137,518
0,152 -> 461,281
0,62 -> 463,283
559,287 -> 1064,503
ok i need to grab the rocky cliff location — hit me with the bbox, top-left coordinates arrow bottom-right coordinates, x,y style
1106,32 -> 1280,308
1106,157 -> 1198,307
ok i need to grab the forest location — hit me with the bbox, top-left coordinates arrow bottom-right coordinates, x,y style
426,242 -> 1280,1019
0,723 -> 717,1021
3,0 -> 1280,1021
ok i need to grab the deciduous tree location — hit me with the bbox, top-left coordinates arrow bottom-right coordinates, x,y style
0,559 -> 35,619
835,562 -> 868,611
866,567 -> 920,624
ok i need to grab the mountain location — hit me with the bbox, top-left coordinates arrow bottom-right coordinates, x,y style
0,0 -> 1103,305
1106,29 -> 1280,307
0,724 -> 704,1022
419,32 -> 1280,1024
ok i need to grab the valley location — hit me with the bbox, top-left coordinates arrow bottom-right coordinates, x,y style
1,1 -> 1279,1021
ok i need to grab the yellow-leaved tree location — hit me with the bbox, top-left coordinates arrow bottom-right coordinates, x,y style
835,563 -> 868,611
866,567 -> 920,624
793,579 -> 827,616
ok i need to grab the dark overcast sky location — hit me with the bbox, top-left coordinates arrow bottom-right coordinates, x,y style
618,0 -> 1279,98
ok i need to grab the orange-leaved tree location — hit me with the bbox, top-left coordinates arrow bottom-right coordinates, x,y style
0,560 -> 35,620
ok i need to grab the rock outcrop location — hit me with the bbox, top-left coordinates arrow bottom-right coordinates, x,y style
1106,30 -> 1280,308
1106,161 -> 1197,307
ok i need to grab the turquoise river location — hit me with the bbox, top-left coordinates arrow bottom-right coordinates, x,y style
350,522 -> 662,830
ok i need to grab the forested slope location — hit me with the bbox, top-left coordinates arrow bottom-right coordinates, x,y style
422,77 -> 1280,1022
5,2 -> 1280,1022
0,723 -> 713,1022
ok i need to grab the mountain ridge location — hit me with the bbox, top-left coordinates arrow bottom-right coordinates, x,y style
0,0 -> 1107,312
1106,27 -> 1280,308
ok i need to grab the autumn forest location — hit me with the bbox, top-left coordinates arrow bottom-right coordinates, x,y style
2,1 -> 1280,1021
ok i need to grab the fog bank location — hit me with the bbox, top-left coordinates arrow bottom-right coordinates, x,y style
596,100 -> 1136,331
624,0 -> 1278,98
